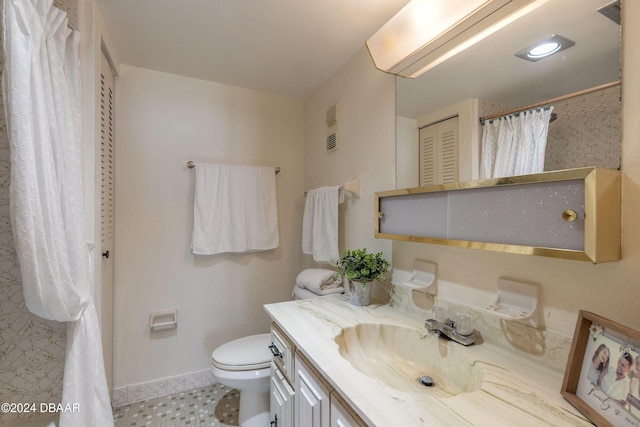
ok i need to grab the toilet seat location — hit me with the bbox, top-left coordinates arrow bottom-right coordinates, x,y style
211,333 -> 271,371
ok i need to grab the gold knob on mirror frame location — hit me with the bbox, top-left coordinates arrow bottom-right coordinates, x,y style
562,209 -> 578,222
377,212 -> 385,219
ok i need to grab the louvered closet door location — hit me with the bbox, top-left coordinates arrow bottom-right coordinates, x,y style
419,116 -> 459,186
100,51 -> 115,392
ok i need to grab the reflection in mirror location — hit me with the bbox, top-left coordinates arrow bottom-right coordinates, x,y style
395,0 -> 621,189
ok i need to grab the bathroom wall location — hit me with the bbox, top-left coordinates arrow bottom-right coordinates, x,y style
112,65 -> 305,403
393,2 -> 640,338
303,47 -> 395,265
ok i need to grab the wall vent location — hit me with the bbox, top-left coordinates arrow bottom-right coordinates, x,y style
326,104 -> 338,152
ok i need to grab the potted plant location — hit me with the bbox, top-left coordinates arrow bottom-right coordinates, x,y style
333,248 -> 390,306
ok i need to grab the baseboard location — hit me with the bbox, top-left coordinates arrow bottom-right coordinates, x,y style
112,369 -> 217,408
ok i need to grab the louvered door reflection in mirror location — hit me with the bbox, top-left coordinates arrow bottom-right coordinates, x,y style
419,116 -> 458,186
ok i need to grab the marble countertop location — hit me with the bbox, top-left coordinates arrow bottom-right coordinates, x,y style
264,294 -> 593,427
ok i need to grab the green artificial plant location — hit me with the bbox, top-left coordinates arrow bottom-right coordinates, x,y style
333,248 -> 390,287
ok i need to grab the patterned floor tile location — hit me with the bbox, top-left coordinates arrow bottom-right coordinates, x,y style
113,383 -> 239,427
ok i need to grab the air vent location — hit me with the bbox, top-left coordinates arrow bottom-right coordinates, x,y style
326,104 -> 338,152
598,0 -> 620,25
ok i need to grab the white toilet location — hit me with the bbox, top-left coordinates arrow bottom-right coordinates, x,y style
211,333 -> 272,427
211,286 -> 334,426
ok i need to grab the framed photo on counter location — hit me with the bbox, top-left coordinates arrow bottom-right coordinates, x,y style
562,310 -> 640,427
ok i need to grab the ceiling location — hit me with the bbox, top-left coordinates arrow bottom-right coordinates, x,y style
397,0 -> 621,118
94,0 -> 410,98
94,0 -> 620,112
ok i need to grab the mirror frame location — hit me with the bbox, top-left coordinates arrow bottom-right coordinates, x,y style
376,167 -> 620,263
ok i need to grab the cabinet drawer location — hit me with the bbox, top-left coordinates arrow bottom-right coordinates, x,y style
270,323 -> 294,381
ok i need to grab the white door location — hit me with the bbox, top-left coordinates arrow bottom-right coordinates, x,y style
100,51 -> 115,392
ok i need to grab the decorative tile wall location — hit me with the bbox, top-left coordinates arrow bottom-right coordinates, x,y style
52,0 -> 79,30
545,86 -> 621,171
0,0 -> 77,423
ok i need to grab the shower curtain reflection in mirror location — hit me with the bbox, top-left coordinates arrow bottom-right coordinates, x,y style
480,107 -> 554,179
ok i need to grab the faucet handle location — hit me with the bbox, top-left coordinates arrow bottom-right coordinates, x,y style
431,306 -> 448,323
453,314 -> 474,336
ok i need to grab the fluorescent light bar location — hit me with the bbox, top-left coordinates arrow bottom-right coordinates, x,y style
366,0 -> 548,78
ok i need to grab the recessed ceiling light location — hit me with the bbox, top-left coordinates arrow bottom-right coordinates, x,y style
515,34 -> 575,62
528,42 -> 561,58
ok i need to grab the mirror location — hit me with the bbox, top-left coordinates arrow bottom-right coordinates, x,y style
395,0 -> 621,189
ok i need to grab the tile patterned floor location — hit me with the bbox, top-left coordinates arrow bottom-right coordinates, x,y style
113,384 -> 239,427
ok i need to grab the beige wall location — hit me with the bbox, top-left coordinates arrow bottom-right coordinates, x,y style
393,2 -> 640,337
112,65 -> 305,388
303,47 -> 396,264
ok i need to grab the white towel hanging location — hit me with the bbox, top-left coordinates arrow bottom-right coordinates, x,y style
191,163 -> 279,255
302,186 -> 340,263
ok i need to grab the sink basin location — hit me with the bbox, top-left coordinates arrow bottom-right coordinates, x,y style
335,323 -> 483,396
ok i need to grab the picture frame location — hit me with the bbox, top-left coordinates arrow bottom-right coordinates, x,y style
562,311 -> 640,427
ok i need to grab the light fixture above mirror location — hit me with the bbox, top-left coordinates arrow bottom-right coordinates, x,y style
366,0 -> 549,78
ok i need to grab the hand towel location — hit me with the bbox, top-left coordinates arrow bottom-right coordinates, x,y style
191,163 -> 279,255
302,186 -> 340,263
296,268 -> 341,293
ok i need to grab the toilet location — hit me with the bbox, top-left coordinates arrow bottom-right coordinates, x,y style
211,287 -> 331,426
211,333 -> 272,427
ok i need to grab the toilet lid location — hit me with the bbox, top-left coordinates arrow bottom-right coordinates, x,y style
212,333 -> 272,371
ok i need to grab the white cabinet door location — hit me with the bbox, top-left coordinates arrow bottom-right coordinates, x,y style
295,354 -> 330,427
330,392 -> 366,427
271,362 -> 295,427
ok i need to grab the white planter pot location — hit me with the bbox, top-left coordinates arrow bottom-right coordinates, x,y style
349,280 -> 371,306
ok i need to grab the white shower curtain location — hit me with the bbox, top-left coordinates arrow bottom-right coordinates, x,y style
3,0 -> 113,425
480,107 -> 554,179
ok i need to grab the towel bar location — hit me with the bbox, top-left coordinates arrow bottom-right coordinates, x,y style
186,160 -> 280,174
304,176 -> 361,198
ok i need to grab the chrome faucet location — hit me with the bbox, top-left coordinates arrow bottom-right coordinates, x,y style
425,317 -> 476,346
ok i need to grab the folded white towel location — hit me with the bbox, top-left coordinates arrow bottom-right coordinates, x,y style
302,186 -> 341,263
296,268 -> 341,294
292,284 -> 344,298
191,163 -> 279,255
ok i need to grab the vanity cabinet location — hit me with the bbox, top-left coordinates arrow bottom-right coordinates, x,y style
375,167 -> 620,263
270,323 -> 368,427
